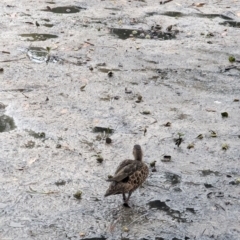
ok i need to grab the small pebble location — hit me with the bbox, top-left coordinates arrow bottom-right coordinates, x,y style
142,110 -> 150,115
97,156 -> 103,163
161,155 -> 171,162
165,122 -> 171,127
221,112 -> 228,118
79,232 -> 85,237
108,71 -> 113,77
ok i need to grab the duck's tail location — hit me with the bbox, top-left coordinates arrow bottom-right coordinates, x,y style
104,182 -> 123,197
104,189 -> 112,197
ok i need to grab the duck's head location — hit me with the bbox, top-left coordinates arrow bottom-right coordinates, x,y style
133,144 -> 142,161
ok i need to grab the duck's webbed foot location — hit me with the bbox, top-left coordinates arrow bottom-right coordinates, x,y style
123,202 -> 131,208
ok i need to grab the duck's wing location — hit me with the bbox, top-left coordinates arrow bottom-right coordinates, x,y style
114,159 -> 133,174
108,160 -> 142,182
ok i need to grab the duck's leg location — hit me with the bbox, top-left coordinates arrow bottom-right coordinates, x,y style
123,193 -> 130,207
123,191 -> 132,208
126,191 -> 132,202
122,193 -> 126,201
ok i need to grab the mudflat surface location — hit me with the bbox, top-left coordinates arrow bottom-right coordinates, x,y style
0,0 -> 240,239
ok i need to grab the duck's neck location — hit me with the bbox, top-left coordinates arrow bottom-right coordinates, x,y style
134,149 -> 142,161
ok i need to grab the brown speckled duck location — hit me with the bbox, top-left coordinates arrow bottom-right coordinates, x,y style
104,144 -> 149,207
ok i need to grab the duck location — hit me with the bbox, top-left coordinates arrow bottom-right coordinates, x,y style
104,144 -> 149,207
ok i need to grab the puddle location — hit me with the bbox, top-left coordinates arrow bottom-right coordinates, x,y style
204,183 -> 214,188
148,200 -> 186,222
23,46 -> 59,63
93,126 -> 114,133
105,7 -> 121,11
26,130 -> 46,139
1,88 -> 32,93
154,11 -> 185,18
219,21 -> 240,28
43,23 -> 54,28
165,172 -> 181,184
98,68 -> 121,73
147,11 -> 233,20
200,169 -> 220,176
20,33 -> 58,41
197,13 -> 233,20
0,114 -> 16,132
43,6 -> 85,14
24,140 -> 35,149
207,191 -> 224,199
55,180 -> 66,186
26,47 -> 49,63
110,28 -> 176,40
186,207 -> 196,214
82,238 -> 107,240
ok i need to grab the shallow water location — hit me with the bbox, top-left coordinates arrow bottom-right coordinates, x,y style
42,6 -> 85,14
0,0 -> 240,239
19,33 -> 58,41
